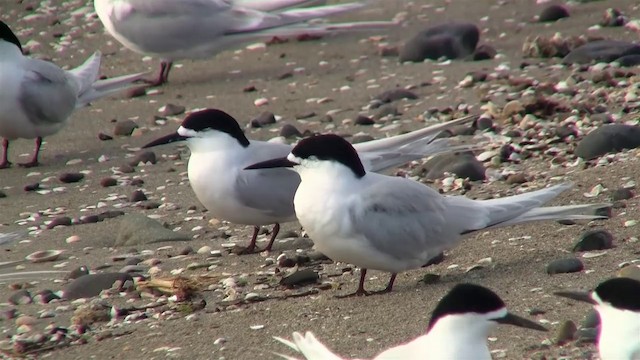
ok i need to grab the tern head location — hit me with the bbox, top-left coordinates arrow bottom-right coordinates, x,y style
0,21 -> 22,53
555,277 -> 640,312
427,283 -> 547,336
245,134 -> 366,178
142,109 -> 250,150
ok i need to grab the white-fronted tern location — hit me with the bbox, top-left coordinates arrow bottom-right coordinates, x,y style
555,277 -> 640,360
246,134 -> 611,295
274,283 -> 547,360
0,21 -> 146,167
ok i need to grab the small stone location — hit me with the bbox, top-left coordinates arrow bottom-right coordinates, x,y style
374,89 -> 418,103
46,216 -> 72,229
573,230 -> 614,252
354,115 -> 375,125
197,246 -> 212,255
611,188 -> 634,201
547,258 -> 584,275
159,104 -> 185,117
8,289 -> 32,305
250,112 -> 276,128
279,124 -> 302,138
399,22 -> 479,62
34,290 -> 59,304
100,177 -> 118,187
98,133 -> 113,141
420,273 -> 441,284
539,5 -> 570,22
280,268 -> 319,287
24,183 -> 40,192
66,266 -> 90,281
15,315 -> 37,327
113,120 -> 139,136
118,164 -> 136,173
506,173 -> 527,184
129,151 -> 157,166
582,309 -> 600,329
554,320 -> 577,345
58,172 -> 84,183
66,235 -> 81,244
62,273 -> 133,300
139,201 -> 161,209
575,124 -> 640,160
295,112 -> 316,120
129,190 -> 147,202
179,246 -> 194,255
115,214 -> 190,247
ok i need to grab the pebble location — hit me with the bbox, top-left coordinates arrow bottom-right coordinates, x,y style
611,187 -> 634,201
66,266 -> 89,281
197,246 -> 212,255
399,22 -> 479,62
62,272 -> 133,300
354,115 -> 375,125
617,265 -> 640,282
251,112 -> 276,128
280,268 -> 319,287
129,190 -> 147,202
159,104 -> 185,117
115,214 -> 190,246
575,124 -> 640,160
100,177 -> 118,187
374,89 -> 418,104
47,216 -> 72,229
8,289 -> 32,305
129,151 -> 157,166
538,5 -> 569,22
66,235 -> 81,244
279,124 -> 302,138
423,152 -> 486,181
113,120 -> 139,136
547,258 -> 584,274
98,132 -> 113,141
34,290 -> 59,304
573,230 -> 614,252
58,172 -> 84,183
563,40 -> 640,65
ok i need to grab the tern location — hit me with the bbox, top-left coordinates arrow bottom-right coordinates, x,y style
246,134 -> 611,295
274,283 -> 547,360
93,0 -> 395,85
143,108 -> 479,253
0,20 -> 146,168
555,277 -> 640,360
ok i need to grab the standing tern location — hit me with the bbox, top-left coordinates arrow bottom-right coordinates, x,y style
93,0 -> 395,85
274,283 -> 547,360
555,277 -> 640,360
0,21 -> 147,168
143,108 -> 478,253
245,134 -> 611,295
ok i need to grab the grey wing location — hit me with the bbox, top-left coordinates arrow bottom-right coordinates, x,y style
234,141 -> 298,219
349,176 -> 454,263
19,59 -> 76,126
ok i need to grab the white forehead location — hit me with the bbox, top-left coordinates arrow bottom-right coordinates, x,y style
177,126 -> 198,137
287,153 -> 302,163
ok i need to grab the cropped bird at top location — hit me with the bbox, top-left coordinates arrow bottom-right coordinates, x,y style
0,20 -> 146,168
555,277 -> 640,360
274,283 -> 547,360
143,108 -> 479,254
246,134 -> 611,295
93,0 -> 395,85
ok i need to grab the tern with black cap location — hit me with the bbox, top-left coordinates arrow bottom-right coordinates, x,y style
274,283 -> 547,359
0,21 -> 146,168
143,108 -> 479,254
246,134 -> 611,295
555,277 -> 640,360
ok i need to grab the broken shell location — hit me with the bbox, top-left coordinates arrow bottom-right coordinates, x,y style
25,250 -> 63,263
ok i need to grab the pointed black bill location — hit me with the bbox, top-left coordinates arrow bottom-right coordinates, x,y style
244,157 -> 296,170
496,313 -> 547,332
554,290 -> 596,305
142,132 -> 188,148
